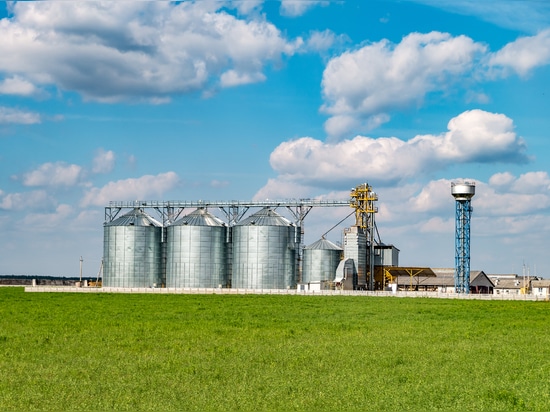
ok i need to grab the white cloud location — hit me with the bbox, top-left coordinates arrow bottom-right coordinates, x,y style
92,149 -> 115,174
0,2 -> 301,102
0,106 -> 40,124
321,32 -> 486,137
419,216 -> 454,234
304,30 -> 348,53
0,190 -> 56,211
253,178 -> 313,201
488,29 -> 550,77
22,162 -> 83,187
259,110 -> 528,194
488,172 -> 515,188
489,171 -> 550,195
231,0 -> 264,15
408,179 -> 455,214
80,172 -> 180,207
22,204 -> 74,230
0,76 -> 38,96
220,70 -> 266,88
280,1 -> 328,17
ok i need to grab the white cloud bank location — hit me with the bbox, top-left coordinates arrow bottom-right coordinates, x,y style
321,30 -> 550,137
22,162 -> 83,187
0,189 -> 56,211
321,32 -> 486,137
0,2 -> 302,102
80,172 -> 180,207
0,106 -> 40,124
256,109 -> 528,198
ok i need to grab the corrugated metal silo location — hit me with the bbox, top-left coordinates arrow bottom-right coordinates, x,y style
103,208 -> 163,288
302,238 -> 342,283
166,208 -> 227,288
232,207 -> 298,289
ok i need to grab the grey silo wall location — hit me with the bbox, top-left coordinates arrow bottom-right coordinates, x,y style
166,225 -> 227,288
232,225 -> 297,289
302,248 -> 341,283
103,225 -> 163,288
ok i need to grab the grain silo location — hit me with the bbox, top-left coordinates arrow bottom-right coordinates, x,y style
302,238 -> 342,284
166,208 -> 227,288
103,208 -> 163,288
232,207 -> 298,289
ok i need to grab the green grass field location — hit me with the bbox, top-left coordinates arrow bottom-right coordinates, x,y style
1,287 -> 549,411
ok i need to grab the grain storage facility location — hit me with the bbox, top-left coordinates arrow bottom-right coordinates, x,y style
103,208 -> 163,288
166,208 -> 227,288
232,207 -> 299,289
101,191 -> 389,291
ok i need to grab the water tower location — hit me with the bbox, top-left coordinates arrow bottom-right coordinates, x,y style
451,181 -> 475,293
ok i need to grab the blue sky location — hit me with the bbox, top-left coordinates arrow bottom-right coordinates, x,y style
1,0 -> 550,278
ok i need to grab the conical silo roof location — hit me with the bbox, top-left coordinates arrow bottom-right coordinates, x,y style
236,207 -> 293,227
305,238 -> 342,250
105,208 -> 162,227
172,208 -> 225,227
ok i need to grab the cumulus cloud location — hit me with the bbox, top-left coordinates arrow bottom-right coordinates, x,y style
321,32 -> 486,137
22,204 -> 74,230
407,179 -> 455,214
92,149 -> 115,174
253,178 -> 313,201
0,190 -> 56,211
0,2 -> 300,102
305,30 -> 348,53
0,106 -> 40,124
0,76 -> 39,96
220,70 -> 266,88
22,162 -> 83,187
489,171 -> 550,195
280,1 -> 328,17
231,0 -> 264,15
80,172 -> 180,207
488,29 -> 550,77
258,110 -> 528,196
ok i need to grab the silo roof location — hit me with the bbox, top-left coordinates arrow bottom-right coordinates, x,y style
105,208 -> 162,227
236,207 -> 293,226
172,208 -> 225,227
305,238 -> 342,250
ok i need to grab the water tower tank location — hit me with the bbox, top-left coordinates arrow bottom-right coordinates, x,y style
103,208 -> 163,288
232,207 -> 298,289
451,182 -> 475,200
166,208 -> 227,288
302,238 -> 342,284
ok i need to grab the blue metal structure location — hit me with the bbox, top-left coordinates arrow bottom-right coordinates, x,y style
451,182 -> 475,294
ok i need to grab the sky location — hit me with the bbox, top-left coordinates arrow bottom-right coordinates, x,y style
1,0 -> 550,278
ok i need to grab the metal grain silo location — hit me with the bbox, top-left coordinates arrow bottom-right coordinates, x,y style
166,208 -> 227,288
302,238 -> 342,284
232,207 -> 298,289
103,208 -> 163,288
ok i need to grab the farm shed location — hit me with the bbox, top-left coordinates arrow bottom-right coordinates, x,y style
395,269 -> 493,294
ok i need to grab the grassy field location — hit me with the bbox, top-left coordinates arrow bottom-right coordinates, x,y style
0,287 -> 549,411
